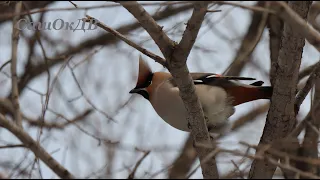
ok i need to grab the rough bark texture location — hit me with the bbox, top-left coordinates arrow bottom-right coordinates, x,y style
248,1 -> 312,179
299,80 -> 320,177
267,2 -> 286,86
120,1 -> 219,178
0,1 -> 54,24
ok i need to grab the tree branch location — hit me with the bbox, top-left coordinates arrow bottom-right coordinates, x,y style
223,1 -> 269,76
82,15 -> 166,67
10,1 -> 23,128
249,1 -> 312,178
272,1 -> 320,52
0,114 -> 75,179
120,1 -> 219,178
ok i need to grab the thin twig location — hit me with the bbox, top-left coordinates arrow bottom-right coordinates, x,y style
308,2 -> 320,32
0,1 -> 194,21
213,1 -> 276,14
295,61 -> 320,113
272,1 -> 320,52
25,109 -> 93,129
11,1 -> 23,128
82,15 -> 166,67
127,151 -> 151,179
0,114 -> 75,179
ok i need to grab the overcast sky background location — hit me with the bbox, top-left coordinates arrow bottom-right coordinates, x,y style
0,1 -> 319,178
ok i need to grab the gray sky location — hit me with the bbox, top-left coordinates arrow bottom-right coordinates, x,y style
0,1 -> 319,178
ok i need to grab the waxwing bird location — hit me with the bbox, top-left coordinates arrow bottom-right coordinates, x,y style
130,56 -> 273,133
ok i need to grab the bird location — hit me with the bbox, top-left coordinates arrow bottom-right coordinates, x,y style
129,56 -> 273,134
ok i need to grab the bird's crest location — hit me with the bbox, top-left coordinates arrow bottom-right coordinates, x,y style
135,55 -> 153,88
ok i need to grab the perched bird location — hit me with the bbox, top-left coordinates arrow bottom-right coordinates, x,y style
130,56 -> 273,133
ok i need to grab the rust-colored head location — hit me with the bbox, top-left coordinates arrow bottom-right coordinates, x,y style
129,55 -> 154,99
134,55 -> 153,89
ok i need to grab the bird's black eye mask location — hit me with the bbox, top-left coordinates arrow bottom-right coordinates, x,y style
135,73 -> 154,89
136,90 -> 149,100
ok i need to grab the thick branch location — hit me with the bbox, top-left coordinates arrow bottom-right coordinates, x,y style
308,2 -> 320,32
298,79 -> 320,176
120,1 -> 219,178
295,61 -> 320,113
0,1 -> 53,24
0,114 -> 75,179
119,1 -> 175,59
249,1 -> 312,178
272,1 -> 320,52
5,4 -> 193,100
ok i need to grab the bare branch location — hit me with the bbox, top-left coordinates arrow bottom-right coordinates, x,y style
308,2 -> 320,32
82,15 -> 167,67
127,151 -> 151,179
119,1 -> 175,60
267,2 -> 285,86
120,1 -> 219,178
272,1 -> 320,52
168,135 -> 197,179
213,1 -> 276,14
25,109 -> 93,129
0,114 -> 75,179
249,2 -> 312,178
295,61 -> 320,113
223,1 -> 269,76
10,1 -> 23,128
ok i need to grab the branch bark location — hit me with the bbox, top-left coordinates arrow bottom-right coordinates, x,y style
0,114 -> 75,179
249,1 -> 312,178
299,80 -> 320,177
223,1 -> 269,76
10,1 -> 23,128
272,1 -> 320,52
120,1 -> 219,178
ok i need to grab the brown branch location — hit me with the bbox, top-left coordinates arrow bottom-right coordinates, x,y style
0,1 -> 53,24
248,2 -> 312,178
168,135 -> 197,179
119,1 -> 175,59
0,114 -> 75,179
168,2 -> 220,179
0,144 -> 25,149
308,2 -> 320,32
82,15 -> 167,67
25,109 -> 93,129
213,1 -> 276,14
295,61 -> 320,113
272,1 -> 320,52
120,1 -> 219,178
298,79 -> 320,177
267,2 -> 285,86
0,1 -> 194,22
299,62 -> 318,80
10,1 -> 23,128
223,1 -> 269,76
127,151 -> 151,179
10,3 -> 193,99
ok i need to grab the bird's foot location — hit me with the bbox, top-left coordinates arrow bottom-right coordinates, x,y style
187,122 -> 192,130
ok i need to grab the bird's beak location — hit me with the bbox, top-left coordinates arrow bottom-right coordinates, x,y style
129,88 -> 141,94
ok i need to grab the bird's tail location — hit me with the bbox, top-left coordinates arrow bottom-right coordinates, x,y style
257,86 -> 273,99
